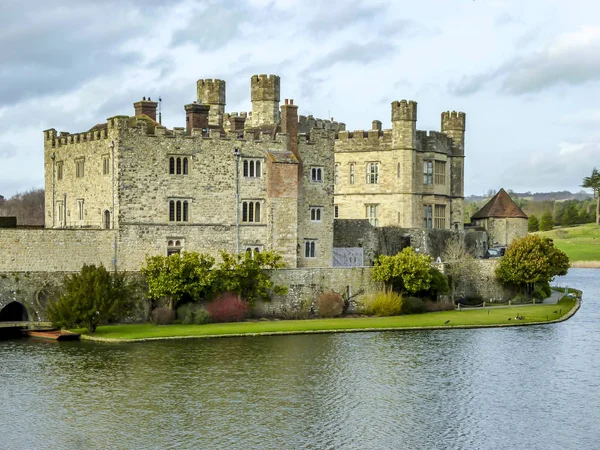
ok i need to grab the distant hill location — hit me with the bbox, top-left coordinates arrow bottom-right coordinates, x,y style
466,190 -> 593,204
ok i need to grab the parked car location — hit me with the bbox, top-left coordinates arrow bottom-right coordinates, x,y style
483,247 -> 505,259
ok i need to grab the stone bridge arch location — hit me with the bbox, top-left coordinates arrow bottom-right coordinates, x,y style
0,301 -> 29,322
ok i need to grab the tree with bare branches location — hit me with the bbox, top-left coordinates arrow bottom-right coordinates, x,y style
442,233 -> 480,302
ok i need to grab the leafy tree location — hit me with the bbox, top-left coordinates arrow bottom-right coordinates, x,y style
582,167 -> 600,225
216,250 -> 287,306
495,235 -> 570,295
528,214 -> 539,232
0,189 -> 45,225
442,233 -> 480,301
47,264 -> 134,332
416,266 -> 449,300
562,203 -> 579,227
141,252 -> 217,309
539,212 -> 554,231
372,247 -> 432,294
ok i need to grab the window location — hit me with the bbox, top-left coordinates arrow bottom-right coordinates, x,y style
104,210 -> 111,229
349,163 -> 355,185
75,159 -> 85,178
56,201 -> 64,226
397,162 -> 401,179
169,200 -> 190,222
310,207 -> 323,222
167,239 -> 183,256
434,204 -> 446,229
423,205 -> 433,228
102,155 -> 110,176
366,163 -> 379,184
245,246 -> 263,259
423,161 -> 433,185
311,167 -> 323,182
366,204 -> 379,226
434,161 -> 446,185
334,164 -> 339,185
304,240 -> 316,258
334,205 -> 339,218
242,201 -> 261,223
169,156 -> 189,175
77,199 -> 84,222
56,161 -> 63,180
243,159 -> 262,178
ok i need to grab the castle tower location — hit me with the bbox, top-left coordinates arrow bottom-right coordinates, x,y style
391,100 -> 418,227
441,111 -> 466,198
196,79 -> 226,129
442,110 -> 466,228
251,74 -> 280,128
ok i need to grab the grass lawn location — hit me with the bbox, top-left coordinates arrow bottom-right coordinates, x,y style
536,223 -> 600,261
83,299 -> 578,342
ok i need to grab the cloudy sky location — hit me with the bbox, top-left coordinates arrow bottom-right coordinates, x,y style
0,0 -> 598,198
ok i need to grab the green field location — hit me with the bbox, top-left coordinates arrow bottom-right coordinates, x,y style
82,299 -> 577,342
536,223 -> 600,261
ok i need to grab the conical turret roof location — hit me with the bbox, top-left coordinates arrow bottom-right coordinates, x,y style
471,188 -> 528,219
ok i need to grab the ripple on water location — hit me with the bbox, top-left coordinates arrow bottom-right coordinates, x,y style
1,269 -> 599,449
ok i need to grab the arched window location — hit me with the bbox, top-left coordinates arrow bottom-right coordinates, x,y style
367,162 -> 379,184
242,202 -> 248,222
176,201 -> 182,221
254,202 -> 260,222
304,240 -> 316,258
183,158 -> 188,175
242,201 -> 261,223
255,161 -> 261,176
254,247 -> 260,254
176,158 -> 182,175
169,157 -> 175,174
350,163 -> 355,185
168,240 -> 174,246
249,160 -> 255,177
249,202 -> 254,222
243,160 -> 248,177
169,201 -> 175,221
104,210 -> 110,229
183,201 -> 189,222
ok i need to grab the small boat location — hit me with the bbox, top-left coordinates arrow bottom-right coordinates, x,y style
24,329 -> 81,341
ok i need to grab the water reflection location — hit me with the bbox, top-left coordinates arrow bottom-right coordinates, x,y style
1,269 -> 598,449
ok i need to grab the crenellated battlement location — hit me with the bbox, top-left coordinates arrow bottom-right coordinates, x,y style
416,130 -> 452,154
391,100 -> 417,122
43,125 -> 110,148
298,115 -> 346,133
196,78 -> 226,104
441,110 -> 466,131
251,74 -> 280,101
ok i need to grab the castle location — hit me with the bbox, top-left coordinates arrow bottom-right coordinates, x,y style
31,74 -> 465,271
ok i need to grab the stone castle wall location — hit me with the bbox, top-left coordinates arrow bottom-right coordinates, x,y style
486,217 -> 528,248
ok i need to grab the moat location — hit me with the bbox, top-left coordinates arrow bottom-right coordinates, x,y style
0,268 -> 597,449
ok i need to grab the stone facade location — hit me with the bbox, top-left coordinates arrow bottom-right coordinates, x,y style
334,101 -> 465,230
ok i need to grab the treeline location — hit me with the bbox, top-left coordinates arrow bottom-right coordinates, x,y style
528,199 -> 595,231
0,189 -> 45,226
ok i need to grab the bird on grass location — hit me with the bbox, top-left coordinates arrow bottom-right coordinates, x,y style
553,310 -> 558,314
444,320 -> 450,325
508,318 -> 511,321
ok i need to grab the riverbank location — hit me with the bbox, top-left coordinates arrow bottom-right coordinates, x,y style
571,261 -> 600,268
81,299 -> 579,343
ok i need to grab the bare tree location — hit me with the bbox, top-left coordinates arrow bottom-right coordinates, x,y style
442,233 -> 480,301
0,189 -> 45,225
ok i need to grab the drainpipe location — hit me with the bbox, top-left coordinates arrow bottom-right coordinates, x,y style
110,140 -> 115,229
51,153 -> 56,228
234,147 -> 243,303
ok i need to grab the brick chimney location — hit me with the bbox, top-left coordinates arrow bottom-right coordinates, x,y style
281,98 -> 299,158
133,97 -> 158,121
184,102 -> 210,135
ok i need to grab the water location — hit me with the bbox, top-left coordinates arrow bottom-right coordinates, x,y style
1,268 -> 598,449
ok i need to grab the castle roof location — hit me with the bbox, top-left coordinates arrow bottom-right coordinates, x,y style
471,188 -> 528,220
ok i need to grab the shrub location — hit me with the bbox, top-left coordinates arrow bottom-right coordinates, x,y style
206,292 -> 249,323
532,289 -> 547,301
363,291 -> 403,316
401,296 -> 426,314
177,303 -> 211,325
462,294 -> 484,306
316,291 -> 344,317
152,307 -> 175,325
424,299 -> 455,312
538,281 -> 552,298
373,247 -> 432,294
46,264 -> 134,332
511,293 -> 531,304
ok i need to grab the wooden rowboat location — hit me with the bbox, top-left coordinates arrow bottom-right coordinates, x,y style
24,329 -> 81,341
